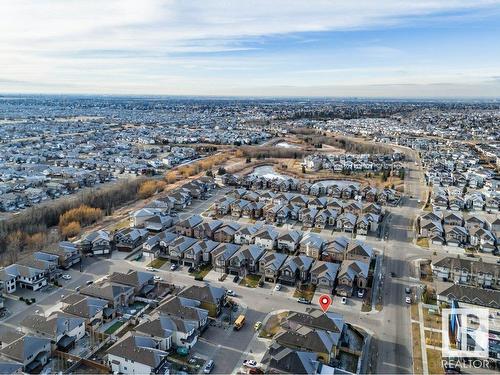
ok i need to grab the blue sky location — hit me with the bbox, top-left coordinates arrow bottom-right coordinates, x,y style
1,0 -> 499,97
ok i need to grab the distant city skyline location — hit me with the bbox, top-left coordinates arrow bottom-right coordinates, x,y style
1,0 -> 500,97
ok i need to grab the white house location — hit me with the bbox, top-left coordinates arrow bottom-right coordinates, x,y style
106,333 -> 170,375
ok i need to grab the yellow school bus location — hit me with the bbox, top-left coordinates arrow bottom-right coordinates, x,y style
234,315 -> 245,330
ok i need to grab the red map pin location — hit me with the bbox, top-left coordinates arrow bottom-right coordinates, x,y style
319,294 -> 332,313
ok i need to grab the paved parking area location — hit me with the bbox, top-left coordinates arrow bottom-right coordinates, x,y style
192,307 -> 265,375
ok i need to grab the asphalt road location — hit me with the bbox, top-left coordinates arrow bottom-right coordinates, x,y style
0,148 -> 432,374
370,151 -> 429,374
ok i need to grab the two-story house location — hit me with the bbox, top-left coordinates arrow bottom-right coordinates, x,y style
336,259 -> 369,297
228,244 -> 266,275
299,233 -> 325,259
178,285 -> 226,317
278,255 -> 315,286
175,215 -> 203,237
310,261 -> 340,292
21,312 -> 85,352
254,227 -> 279,250
258,252 -> 288,283
277,230 -> 302,253
211,243 -> 241,273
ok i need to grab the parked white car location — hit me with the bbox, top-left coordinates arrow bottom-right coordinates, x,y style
243,360 -> 257,368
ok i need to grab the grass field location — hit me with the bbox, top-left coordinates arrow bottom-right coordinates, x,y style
427,349 -> 444,374
239,274 -> 261,288
105,321 -> 125,335
192,264 -> 212,279
411,303 -> 419,321
423,308 -> 442,328
416,237 -> 430,248
425,330 -> 442,347
292,285 -> 316,301
147,258 -> 167,269
412,323 -> 423,375
259,311 -> 288,338
109,219 -> 130,232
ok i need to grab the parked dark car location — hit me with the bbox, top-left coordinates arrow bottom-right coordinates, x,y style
233,275 -> 239,283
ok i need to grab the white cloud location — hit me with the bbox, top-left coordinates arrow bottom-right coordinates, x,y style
0,0 -> 499,95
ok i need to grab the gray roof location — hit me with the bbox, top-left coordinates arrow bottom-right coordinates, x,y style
0,264 -> 44,282
275,325 -> 341,353
157,296 -> 208,323
286,308 -> 344,333
0,334 -> 50,363
262,342 -> 319,374
310,261 -> 340,280
255,227 -> 279,241
300,233 -> 325,249
21,312 -> 85,339
212,243 -> 240,261
346,241 -> 373,258
282,256 -> 314,273
109,269 -> 154,288
191,240 -> 221,254
278,230 -> 302,243
61,294 -> 108,318
260,251 -> 288,271
106,332 -> 168,369
136,314 -> 197,336
439,284 -> 500,308
178,214 -> 203,229
338,260 -> 369,281
80,282 -> 134,302
178,285 -> 225,305
433,256 -> 499,275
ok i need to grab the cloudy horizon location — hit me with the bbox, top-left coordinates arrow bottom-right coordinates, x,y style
1,0 -> 500,98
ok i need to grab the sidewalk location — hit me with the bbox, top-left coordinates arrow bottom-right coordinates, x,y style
418,303 -> 429,375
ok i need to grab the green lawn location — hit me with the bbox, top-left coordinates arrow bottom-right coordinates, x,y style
105,321 -> 125,335
147,258 -> 167,269
239,274 -> 261,288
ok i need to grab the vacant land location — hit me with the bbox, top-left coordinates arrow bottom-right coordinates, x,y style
412,323 -> 423,375
426,349 -> 444,375
239,274 -> 261,288
147,258 -> 167,269
259,311 -> 288,338
292,285 -> 316,301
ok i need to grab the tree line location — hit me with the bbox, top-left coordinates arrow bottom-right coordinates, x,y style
0,178 -> 144,263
